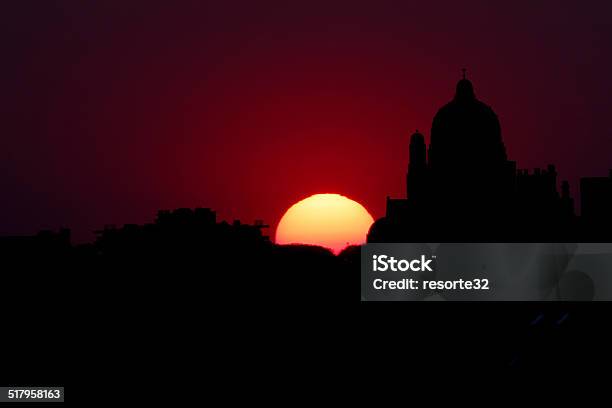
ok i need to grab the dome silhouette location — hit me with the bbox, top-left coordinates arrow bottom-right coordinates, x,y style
429,77 -> 506,170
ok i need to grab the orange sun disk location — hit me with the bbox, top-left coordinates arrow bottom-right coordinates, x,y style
276,193 -> 374,254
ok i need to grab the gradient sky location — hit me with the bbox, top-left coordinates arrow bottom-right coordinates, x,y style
2,0 -> 612,242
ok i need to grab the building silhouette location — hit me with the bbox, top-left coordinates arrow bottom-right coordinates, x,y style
581,170 -> 612,224
91,207 -> 271,263
368,73 -> 610,242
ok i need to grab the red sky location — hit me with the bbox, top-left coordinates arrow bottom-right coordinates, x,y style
2,1 -> 612,242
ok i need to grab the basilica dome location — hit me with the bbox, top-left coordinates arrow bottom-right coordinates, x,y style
429,77 -> 506,169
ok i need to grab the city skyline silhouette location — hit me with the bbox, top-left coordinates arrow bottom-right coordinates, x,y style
5,0 -> 612,380
5,2 -> 612,244
2,72 -> 611,259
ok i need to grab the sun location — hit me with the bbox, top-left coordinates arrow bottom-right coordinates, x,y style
276,193 -> 374,254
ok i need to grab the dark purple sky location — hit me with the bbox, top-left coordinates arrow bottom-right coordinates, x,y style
2,1 -> 612,242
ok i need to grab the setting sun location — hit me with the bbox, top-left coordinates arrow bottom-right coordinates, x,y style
276,193 -> 374,254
